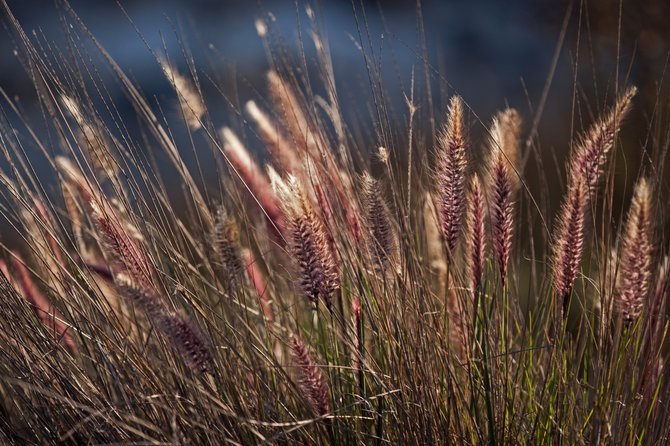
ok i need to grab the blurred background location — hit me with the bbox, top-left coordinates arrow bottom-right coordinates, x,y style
0,0 -> 669,230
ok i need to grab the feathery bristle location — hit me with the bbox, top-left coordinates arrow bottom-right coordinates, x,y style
115,273 -> 166,318
487,109 -> 518,285
159,58 -> 205,130
361,171 -> 396,271
466,175 -> 486,296
552,181 -> 587,316
615,178 -> 652,323
291,206 -> 339,310
437,95 -> 467,252
568,86 -> 637,193
90,200 -> 154,288
290,335 -> 330,418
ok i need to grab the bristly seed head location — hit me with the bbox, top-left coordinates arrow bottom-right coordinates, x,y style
437,95 -> 467,252
466,174 -> 486,297
361,171 -> 396,272
290,335 -> 330,418
487,108 -> 520,285
615,178 -> 652,323
568,86 -> 637,195
552,180 -> 587,317
275,176 -> 339,310
212,206 -> 245,288
116,274 -> 213,374
158,57 -> 205,130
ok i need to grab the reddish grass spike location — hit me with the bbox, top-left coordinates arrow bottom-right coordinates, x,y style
361,172 -> 396,272
466,174 -> 486,297
116,274 -> 212,374
92,200 -> 154,289
290,335 -> 331,418
437,95 -> 467,252
212,207 -> 244,285
490,108 -> 522,190
615,178 -> 652,323
115,273 -> 166,318
157,311 -> 213,375
278,177 -> 339,311
568,86 -> 637,193
291,209 -> 339,311
487,109 -> 519,285
552,181 -> 587,316
57,157 -> 154,287
10,255 -> 77,354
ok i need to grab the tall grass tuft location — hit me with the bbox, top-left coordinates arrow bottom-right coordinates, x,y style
0,3 -> 668,444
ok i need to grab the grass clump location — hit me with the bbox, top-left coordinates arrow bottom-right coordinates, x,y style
0,2 -> 668,444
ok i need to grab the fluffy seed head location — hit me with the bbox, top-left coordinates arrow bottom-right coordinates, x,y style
57,157 -> 154,287
489,108 -> 522,189
116,274 -> 212,374
290,335 -> 330,418
276,176 -> 339,310
267,70 -> 319,158
361,171 -> 396,271
466,174 -> 486,296
437,95 -> 467,252
615,178 -> 652,323
487,109 -> 519,285
157,311 -> 213,375
61,95 -> 118,179
212,207 -> 244,287
159,58 -> 205,130
568,86 -> 636,193
552,180 -> 587,315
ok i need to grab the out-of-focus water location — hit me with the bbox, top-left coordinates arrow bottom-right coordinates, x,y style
0,0 -> 668,216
